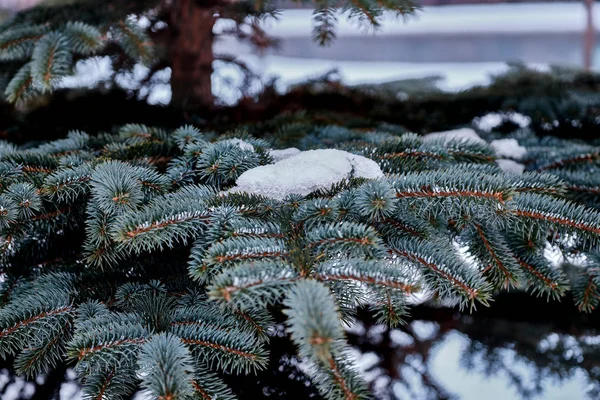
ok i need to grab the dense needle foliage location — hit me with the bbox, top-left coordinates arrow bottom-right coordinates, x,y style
1,121 -> 600,399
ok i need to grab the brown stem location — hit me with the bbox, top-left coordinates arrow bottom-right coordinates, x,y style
168,0 -> 216,110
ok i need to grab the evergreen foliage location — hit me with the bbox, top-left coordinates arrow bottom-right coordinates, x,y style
263,65 -> 600,141
0,121 -> 599,398
0,0 -> 419,107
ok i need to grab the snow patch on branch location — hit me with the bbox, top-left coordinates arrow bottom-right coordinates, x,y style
229,149 -> 384,200
496,159 -> 525,174
223,138 -> 255,151
425,126 -> 527,172
473,112 -> 531,132
269,147 -> 301,162
423,128 -> 485,144
490,138 -> 527,160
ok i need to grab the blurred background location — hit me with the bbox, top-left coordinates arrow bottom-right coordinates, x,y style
215,1 -> 599,90
1,0 -> 597,104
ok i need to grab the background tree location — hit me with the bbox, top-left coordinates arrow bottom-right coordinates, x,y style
0,0 -> 419,110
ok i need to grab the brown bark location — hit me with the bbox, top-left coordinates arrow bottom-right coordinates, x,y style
584,0 -> 595,70
168,0 -> 216,110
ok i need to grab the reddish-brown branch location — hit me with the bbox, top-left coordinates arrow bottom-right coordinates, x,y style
449,151 -> 495,162
514,186 -> 562,195
24,321 -> 71,371
13,76 -> 33,102
192,380 -> 212,400
235,310 -> 265,336
94,370 -> 115,400
43,44 -> 56,85
475,224 -> 514,287
139,180 -> 163,192
77,337 -> 146,360
511,209 -> 600,235
231,231 -> 284,239
390,249 -> 479,299
22,165 -> 54,174
513,256 -> 558,290
0,306 -> 73,338
171,320 -> 229,333
181,338 -> 258,360
218,275 -> 299,302
395,189 -> 505,203
214,251 -> 287,264
0,34 -> 44,50
327,355 -> 359,400
41,176 -> 91,194
578,276 -> 598,311
118,21 -> 152,60
124,214 -> 210,238
537,152 -> 600,171
309,236 -> 374,247
380,218 -> 424,237
381,151 -> 444,160
30,207 -> 70,221
349,0 -> 378,25
567,186 -> 600,194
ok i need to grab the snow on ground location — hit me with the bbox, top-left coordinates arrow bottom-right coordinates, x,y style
227,55 -> 543,95
212,2 -> 594,100
64,52 -> 520,106
229,149 -> 383,200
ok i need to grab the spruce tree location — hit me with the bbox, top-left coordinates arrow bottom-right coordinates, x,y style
0,122 -> 600,399
0,0 -> 419,109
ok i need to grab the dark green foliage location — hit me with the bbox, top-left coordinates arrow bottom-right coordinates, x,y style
1,122 -> 600,399
253,65 -> 600,141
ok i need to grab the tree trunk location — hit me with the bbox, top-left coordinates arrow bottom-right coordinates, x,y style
584,0 -> 595,70
168,0 -> 216,110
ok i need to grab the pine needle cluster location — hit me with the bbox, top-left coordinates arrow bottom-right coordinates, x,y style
1,123 -> 600,399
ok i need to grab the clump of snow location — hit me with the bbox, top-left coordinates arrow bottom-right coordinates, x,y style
230,149 -> 384,200
496,159 -> 525,174
390,330 -> 415,347
411,321 -> 439,340
269,147 -> 301,162
222,138 -> 255,151
490,138 -> 527,159
473,112 -> 531,132
423,126 -> 528,167
422,128 -> 485,144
